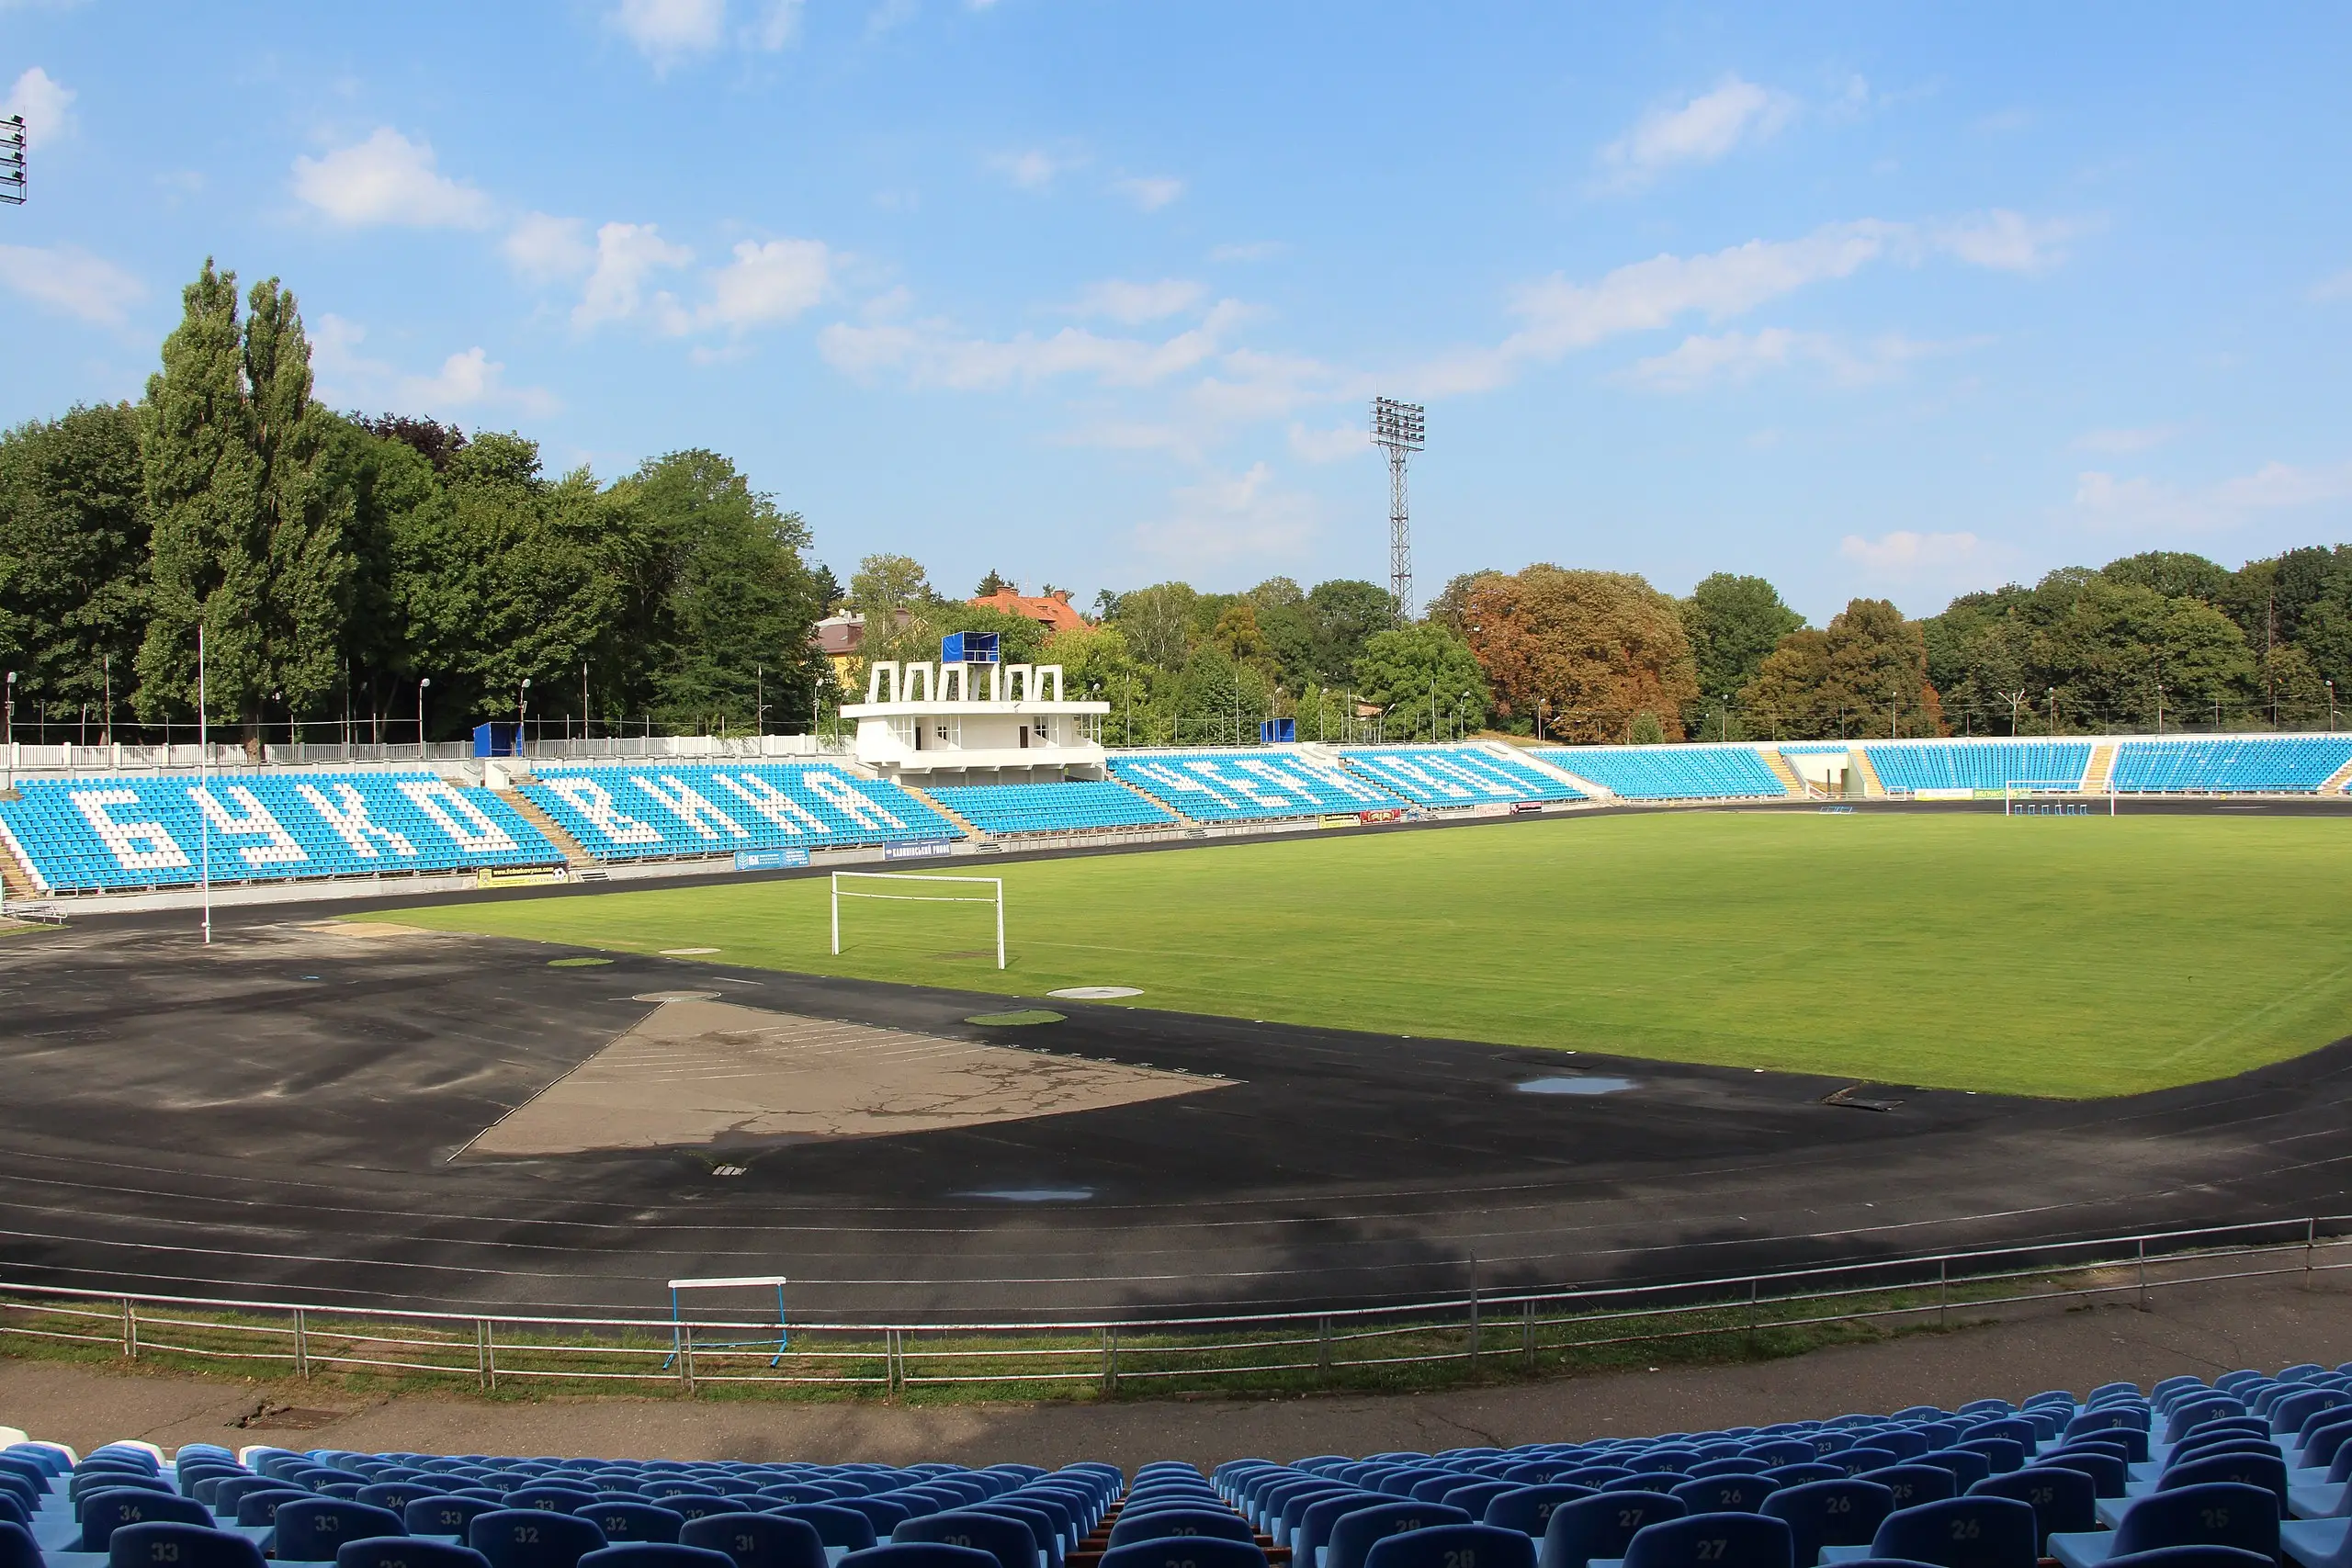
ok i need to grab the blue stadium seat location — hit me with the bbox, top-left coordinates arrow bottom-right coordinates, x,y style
1337,749 -> 1585,807
1967,1469 -> 2096,1549
1530,748 -> 1785,802
1106,753 -> 1408,822
1482,1487 -> 1596,1538
1105,1511 -> 1254,1548
1611,1512 -> 1792,1568
2050,1483 -> 2279,1568
1860,742 -> 2092,795
0,1522 -> 36,1568
1759,1480 -> 1894,1565
525,764 -> 958,862
1363,1524 -> 1535,1568
2112,738 -> 2352,794
339,1541 -> 492,1568
107,1521 -> 267,1568
80,1489 -> 214,1551
577,1506 -> 685,1545
0,771 -> 562,892
889,1512 -> 1035,1568
1537,1493 -> 1687,1568
1097,1541 -> 1268,1568
925,783 -> 1179,837
1666,1477 -> 1775,1515
1325,1505 -> 1475,1568
579,1548 -> 738,1568
273,1499 -> 409,1562
411,1498 -> 505,1537
468,1509 -> 609,1568
761,1506 -> 877,1553
839,1547 -> 1001,1568
1827,1496 -> 2037,1568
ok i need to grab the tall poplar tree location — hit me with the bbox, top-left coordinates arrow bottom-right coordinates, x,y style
136,261 -> 350,750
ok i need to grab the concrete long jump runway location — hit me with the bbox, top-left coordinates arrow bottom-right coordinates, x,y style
1,901 -> 2348,1324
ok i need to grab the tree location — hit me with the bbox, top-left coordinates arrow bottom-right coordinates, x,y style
0,403 -> 148,731
975,568 -> 1011,596
1462,566 -> 1700,741
1741,598 -> 1945,739
2030,576 -> 2254,731
1352,623 -> 1489,740
1109,581 -> 1200,671
2102,550 -> 2230,604
1680,573 -> 1803,735
137,262 -> 352,751
1210,601 -> 1274,671
1306,578 -> 1396,683
1424,570 -> 1501,639
849,552 -> 933,620
1246,576 -> 1317,687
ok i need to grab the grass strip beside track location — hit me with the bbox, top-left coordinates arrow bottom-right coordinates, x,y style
387,811 -> 2352,1098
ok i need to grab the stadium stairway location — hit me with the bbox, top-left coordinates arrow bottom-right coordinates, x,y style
0,834 -> 36,902
1849,748 -> 1889,797
2324,752 -> 2352,794
494,787 -> 602,874
2084,743 -> 2118,794
1759,749 -> 1808,798
898,782 -> 984,840
1504,745 -> 1614,799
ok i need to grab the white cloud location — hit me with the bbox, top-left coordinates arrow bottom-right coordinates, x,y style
2072,424 -> 2186,455
0,243 -> 141,325
573,220 -> 693,329
865,0 -> 915,36
1839,530 -> 1988,573
988,148 -> 1080,191
290,128 -> 492,229
1187,347 -> 1358,425
2071,461 -> 2352,535
1287,422 -> 1367,463
1068,277 -> 1205,324
5,67 -> 74,144
311,314 -> 558,417
1595,75 -> 1797,190
1134,463 -> 1317,563
820,299 -> 1247,391
744,0 -> 802,49
2312,268 -> 2352,302
1625,327 -> 1963,392
611,0 -> 725,64
1113,175 -> 1185,211
502,212 -> 594,284
698,237 -> 831,330
1933,209 -> 2081,274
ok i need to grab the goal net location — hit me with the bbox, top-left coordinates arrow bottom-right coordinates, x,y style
830,871 -> 1006,969
2005,778 -> 2115,817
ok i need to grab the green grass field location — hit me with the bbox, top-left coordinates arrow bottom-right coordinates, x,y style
385,812 -> 2352,1099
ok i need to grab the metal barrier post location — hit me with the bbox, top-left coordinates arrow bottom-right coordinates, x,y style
2307,1218 -> 2318,1290
1939,1258 -> 1949,1326
1469,1257 -> 1481,1357
2137,1236 -> 2149,1308
121,1297 -> 136,1359
294,1307 -> 310,1377
681,1323 -> 695,1395
1103,1326 -> 1118,1396
1746,1277 -> 1758,1352
1522,1299 -> 1534,1365
475,1319 -> 490,1390
1317,1315 -> 1331,1373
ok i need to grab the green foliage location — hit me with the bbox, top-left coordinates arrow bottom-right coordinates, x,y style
0,403 -> 147,712
1307,578 -> 1396,682
1352,622 -> 1489,739
1627,710 -> 1666,745
1741,598 -> 1942,739
1681,573 -> 1804,708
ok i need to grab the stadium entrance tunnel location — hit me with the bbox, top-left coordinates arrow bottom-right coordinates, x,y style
460,998 -> 1226,1156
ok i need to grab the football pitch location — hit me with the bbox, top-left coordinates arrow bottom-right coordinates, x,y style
387,811 -> 2352,1099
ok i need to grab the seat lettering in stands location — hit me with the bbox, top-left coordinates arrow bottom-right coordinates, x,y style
1128,763 -> 1237,808
713,773 -> 830,836
295,782 -> 418,858
805,769 -> 907,831
1211,760 -> 1299,808
632,774 -> 751,840
72,788 -> 191,872
395,779 -> 519,853
541,776 -> 662,845
190,784 -> 311,867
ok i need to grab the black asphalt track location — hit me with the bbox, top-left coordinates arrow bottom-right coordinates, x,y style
3,799 -> 2349,1325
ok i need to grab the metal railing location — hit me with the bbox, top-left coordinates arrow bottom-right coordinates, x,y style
1,1216 -> 2343,1399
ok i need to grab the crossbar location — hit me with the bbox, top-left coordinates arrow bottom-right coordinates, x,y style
831,872 -> 1005,968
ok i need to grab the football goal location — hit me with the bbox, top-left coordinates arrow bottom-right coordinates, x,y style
830,871 -> 1006,969
2006,778 -> 2115,817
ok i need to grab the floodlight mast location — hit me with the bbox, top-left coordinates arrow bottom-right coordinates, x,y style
0,116 -> 23,207
1371,397 -> 1425,622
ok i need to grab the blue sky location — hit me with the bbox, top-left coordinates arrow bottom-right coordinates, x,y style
4,2 -> 2349,622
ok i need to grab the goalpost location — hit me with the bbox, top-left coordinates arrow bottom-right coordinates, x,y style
831,871 -> 1006,969
2006,778 -> 2116,817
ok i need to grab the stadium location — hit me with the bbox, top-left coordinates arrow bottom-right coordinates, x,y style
9,6 -> 2352,1568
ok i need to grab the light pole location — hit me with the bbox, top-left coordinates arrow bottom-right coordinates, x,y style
3,670 -> 13,792
416,677 -> 430,761
2330,681 -> 2338,733
2155,682 -> 2165,738
197,627 -> 210,945
2047,686 -> 2057,735
582,660 -> 591,744
101,654 -> 110,748
756,663 -> 766,740
518,677 -> 532,759
1719,694 -> 1730,743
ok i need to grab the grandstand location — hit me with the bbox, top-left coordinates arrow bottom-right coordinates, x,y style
1534,746 -> 1788,801
1106,752 -> 1405,822
520,763 -> 960,862
1339,747 -> 1586,807
6,1359 -> 2348,1568
1859,741 -> 2094,795
2111,736 -> 2352,794
0,773 -> 560,895
925,781 -> 1179,837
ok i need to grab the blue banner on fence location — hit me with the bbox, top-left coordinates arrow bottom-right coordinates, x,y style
883,839 -> 957,862
734,846 -> 811,872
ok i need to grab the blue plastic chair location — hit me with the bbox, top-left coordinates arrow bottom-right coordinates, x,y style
678,1506 -> 823,1568
1913,1454 -> 1991,1494
81,1489 -> 216,1551
1613,1513 -> 1792,1568
890,1511 -> 1034,1568
337,1540 -> 494,1568
2049,1483 -> 2279,1568
276,1500 -> 410,1562
838,1545 -> 1001,1568
1538,1493 -> 1687,1568
1844,1496 -> 2037,1568
2039,1452 -> 2129,1500
1966,1469 -> 2094,1550
514,1493 -> 605,1517
2103,1551 -> 2275,1568
578,1507 -> 686,1546
107,1521 -> 268,1568
1484,1487 -> 1598,1539
1759,1480 -> 1894,1566
1666,1478 -> 1774,1516
410,1498 -> 505,1538
578,1548 -> 738,1568
763,1506 -> 878,1554
1107,1511 -> 1254,1549
1096,1543 -> 1268,1568
469,1509 -> 610,1568
1855,1471 -> 1956,1512
1326,1504 -> 1475,1568
1363,1524 -> 1534,1568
